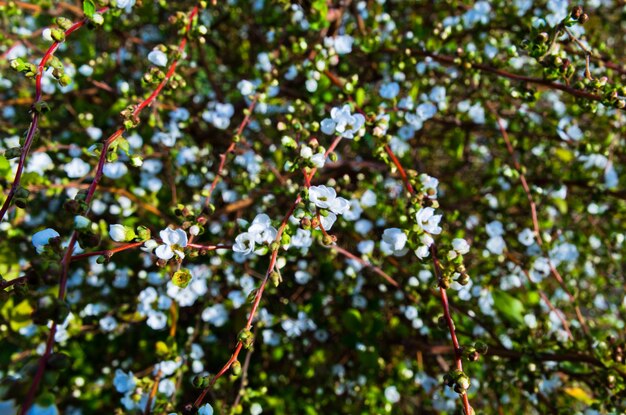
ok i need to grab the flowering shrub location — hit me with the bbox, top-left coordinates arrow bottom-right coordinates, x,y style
1,1 -> 625,414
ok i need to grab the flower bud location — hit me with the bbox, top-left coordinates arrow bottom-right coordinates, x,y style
192,375 -> 210,389
92,13 -> 104,25
237,328 -> 254,349
231,360 -> 242,376
172,268 -> 192,288
58,74 -> 72,87
109,224 -> 136,242
5,147 -> 22,159
270,270 -> 282,287
50,28 -> 66,43
74,215 -> 91,230
56,17 -> 73,30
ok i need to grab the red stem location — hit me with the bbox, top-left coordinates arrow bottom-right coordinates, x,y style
204,96 -> 258,207
19,7 -> 199,414
489,105 -> 588,337
385,142 -> 472,415
0,8 -> 109,223
193,137 -> 343,408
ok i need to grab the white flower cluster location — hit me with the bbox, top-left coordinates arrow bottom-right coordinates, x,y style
300,144 -> 326,168
323,35 -> 354,55
381,228 -> 408,256
414,207 -> 443,259
320,105 -> 365,139
202,101 -> 235,130
447,238 -> 470,260
486,220 -> 506,255
232,214 -> 278,256
138,227 -> 189,261
308,185 -> 349,214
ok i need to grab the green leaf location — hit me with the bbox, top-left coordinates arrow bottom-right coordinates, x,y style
563,387 -> 595,405
0,155 -> 10,177
492,290 -> 525,326
1,298 -> 34,331
342,309 -> 362,333
83,0 -> 95,18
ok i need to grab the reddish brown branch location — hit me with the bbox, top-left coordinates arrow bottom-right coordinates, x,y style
385,142 -> 472,415
204,96 -> 258,207
489,105 -> 589,337
193,136 -> 343,408
19,7 -> 199,414
0,7 -> 109,223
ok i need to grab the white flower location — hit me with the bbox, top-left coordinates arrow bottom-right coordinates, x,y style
189,225 -> 200,236
26,403 -> 59,415
155,228 -> 188,260
300,145 -> 313,159
247,214 -> 277,245
319,212 -> 337,230
64,158 -> 91,178
360,189 -> 377,207
202,304 -> 229,326
328,196 -> 350,215
202,101 -> 235,130
74,215 -> 90,230
141,239 -> 158,253
486,236 -> 506,255
116,0 -> 136,12
32,228 -> 60,253
310,152 -> 326,168
114,369 -> 136,393
416,102 -> 437,121
518,228 -> 535,246
250,403 -> 263,415
198,404 -> 214,415
320,104 -> 365,139
146,310 -> 168,330
109,224 -> 128,242
233,232 -> 255,255
452,238 -> 470,254
42,28 -> 53,42
326,35 -> 354,54
290,229 -> 313,249
415,207 -> 442,234
99,315 -> 118,332
429,86 -> 446,103
486,221 -> 504,237
384,385 -> 401,403
379,82 -> 400,99
237,79 -> 255,96
148,49 -> 168,67
420,174 -> 439,196
103,161 -> 128,179
309,185 -> 336,209
382,228 -> 407,251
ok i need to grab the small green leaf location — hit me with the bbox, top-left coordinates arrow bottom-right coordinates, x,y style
492,290 -> 525,326
83,0 -> 95,18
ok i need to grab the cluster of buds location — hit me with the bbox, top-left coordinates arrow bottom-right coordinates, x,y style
570,6 -> 589,25
237,328 -> 255,349
460,342 -> 488,362
142,66 -> 166,86
120,105 -> 140,130
64,189 -> 89,215
443,369 -> 471,395
9,58 -> 37,78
